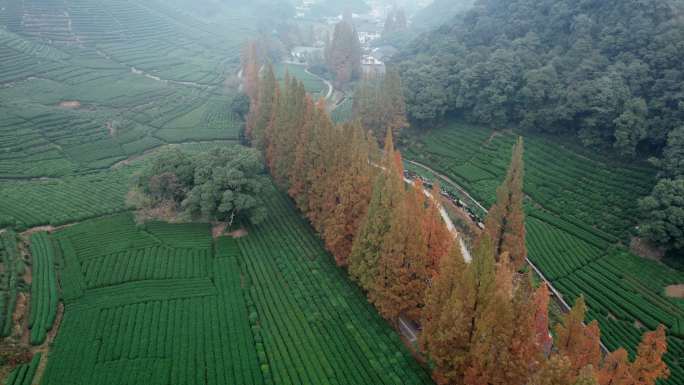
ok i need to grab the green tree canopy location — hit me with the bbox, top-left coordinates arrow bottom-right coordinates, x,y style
394,0 -> 684,155
130,146 -> 268,226
639,178 -> 684,252
660,126 -> 684,179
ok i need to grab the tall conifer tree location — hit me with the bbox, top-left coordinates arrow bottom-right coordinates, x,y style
242,40 -> 259,103
323,122 -> 374,266
420,242 -> 467,385
327,20 -> 362,86
288,95 -> 315,202
250,64 -> 277,151
353,68 -> 409,146
423,181 -> 453,277
349,130 -> 399,290
483,136 -> 526,269
421,235 -> 498,385
555,296 -> 602,379
372,175 -> 431,322
305,101 -> 336,232
630,325 -> 669,385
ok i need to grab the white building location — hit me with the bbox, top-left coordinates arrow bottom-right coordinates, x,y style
358,31 -> 381,45
291,46 -> 324,64
361,54 -> 385,76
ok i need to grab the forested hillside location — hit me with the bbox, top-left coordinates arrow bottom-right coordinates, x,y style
395,0 -> 684,259
396,0 -> 684,155
409,0 -> 475,33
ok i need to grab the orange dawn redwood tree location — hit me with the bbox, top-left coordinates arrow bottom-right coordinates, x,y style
249,63 -> 277,152
348,130 -> 400,291
372,175 -> 433,322
420,235 -> 498,385
483,136 -> 526,270
555,296 -> 602,379
288,94 -> 315,205
419,241 -> 467,384
242,40 -> 259,103
303,101 -> 335,230
423,181 -> 453,278
534,283 -> 553,354
599,349 -> 633,385
322,122 -> 374,266
627,325 -> 669,385
244,57 -> 670,385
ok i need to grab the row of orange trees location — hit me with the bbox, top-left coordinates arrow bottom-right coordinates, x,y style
243,59 -> 670,385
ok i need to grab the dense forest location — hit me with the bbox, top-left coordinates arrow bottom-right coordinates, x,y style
394,0 -> 684,258
396,0 -> 683,153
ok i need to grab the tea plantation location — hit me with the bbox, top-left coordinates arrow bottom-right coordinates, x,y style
404,122 -> 684,385
37,185 -> 430,385
0,0 -> 256,231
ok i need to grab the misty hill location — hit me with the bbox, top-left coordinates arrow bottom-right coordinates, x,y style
395,0 -> 684,156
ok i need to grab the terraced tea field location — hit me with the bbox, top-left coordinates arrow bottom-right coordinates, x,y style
404,122 -> 684,384
36,184 -> 430,385
0,0 -> 256,232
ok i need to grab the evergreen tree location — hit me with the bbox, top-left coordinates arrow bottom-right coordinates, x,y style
508,275 -> 547,382
597,325 -> 669,385
382,8 -> 407,37
268,77 -> 307,188
327,20 -> 362,86
483,136 -> 527,269
463,257 -> 516,385
371,162 -> 410,320
421,235 -> 498,384
264,85 -> 280,170
381,67 -> 409,141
